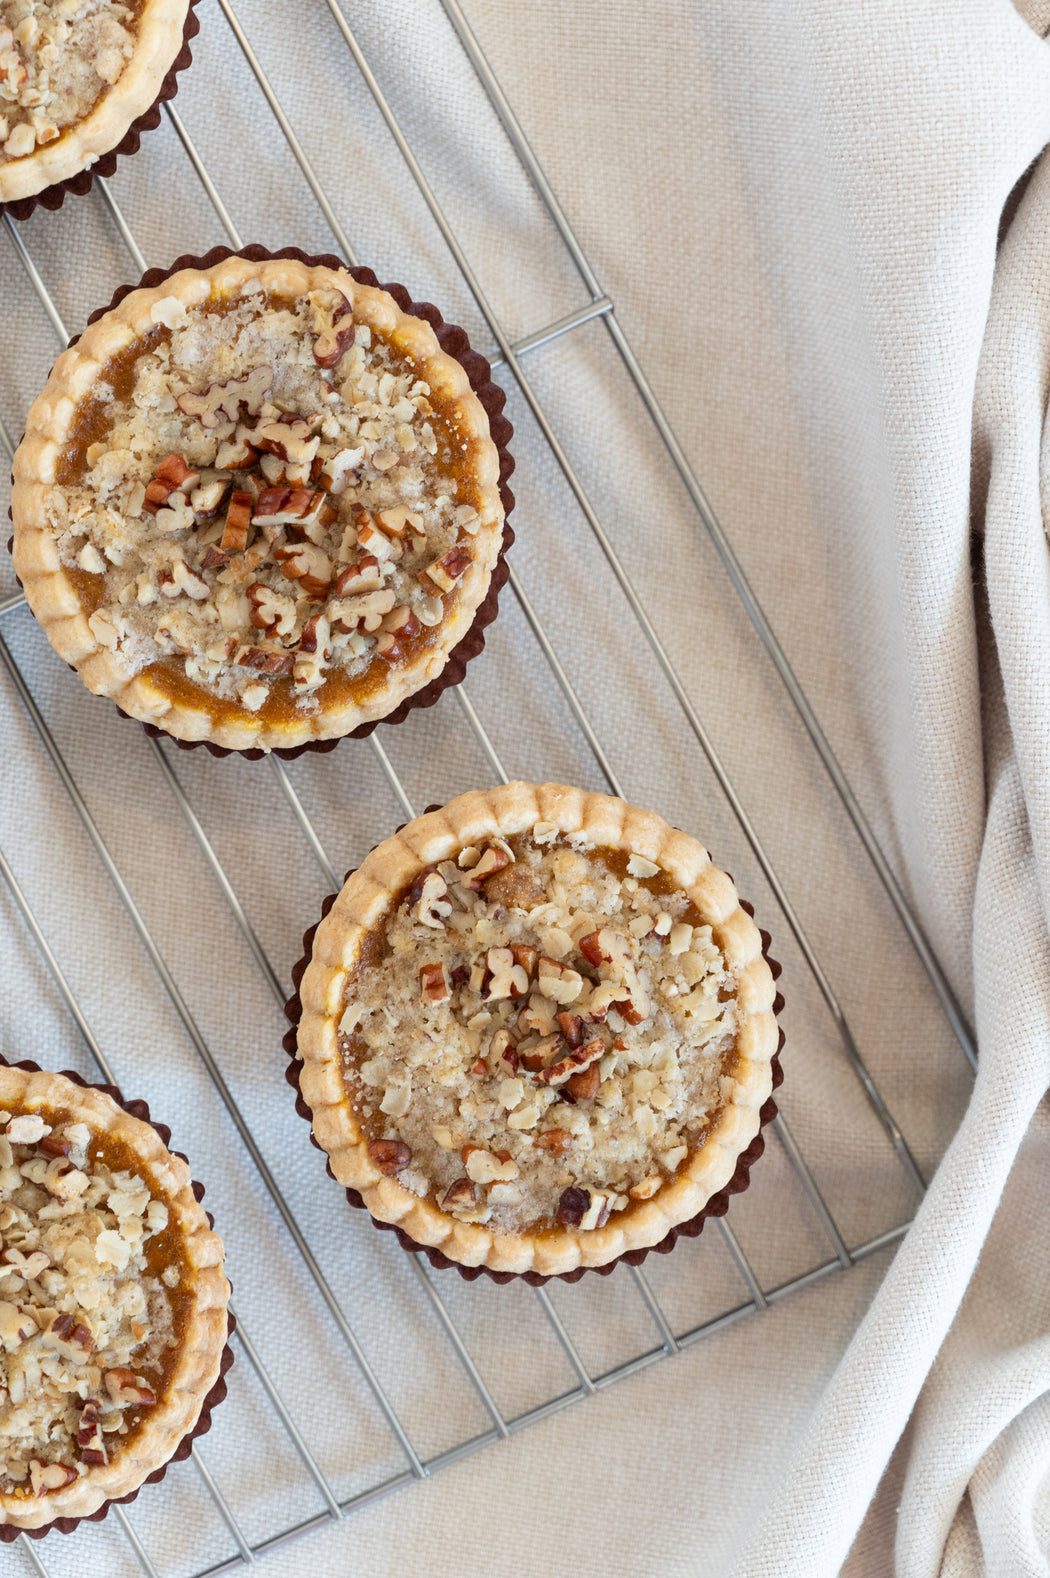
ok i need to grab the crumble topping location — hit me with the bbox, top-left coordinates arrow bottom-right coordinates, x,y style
0,0 -> 141,161
0,1109 -> 177,1496
44,283 -> 482,713
341,828 -> 743,1234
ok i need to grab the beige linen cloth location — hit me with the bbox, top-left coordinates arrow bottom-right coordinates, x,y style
4,1 -> 1050,1574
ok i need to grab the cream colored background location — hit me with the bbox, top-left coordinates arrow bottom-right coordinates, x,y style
1,1 -> 1048,1573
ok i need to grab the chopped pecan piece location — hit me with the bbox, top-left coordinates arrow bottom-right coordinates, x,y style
329,589 -> 397,634
235,646 -> 295,675
419,960 -> 451,1007
537,957 -> 584,1005
298,613 -> 330,656
533,1036 -> 604,1088
461,846 -> 512,891
78,1399 -> 107,1465
248,416 -> 320,467
556,1011 -> 586,1047
463,1147 -> 519,1185
367,1139 -> 412,1175
358,516 -> 403,562
441,1177 -> 478,1212
221,489 -> 254,552
310,289 -> 356,367
482,947 -> 530,1001
380,605 -> 421,641
510,944 -> 538,979
421,547 -> 471,594
155,453 -> 200,493
143,454 -> 200,515
334,556 -> 384,597
410,870 -> 451,929
45,1310 -> 93,1354
320,446 -> 364,494
566,1063 -> 601,1100
375,505 -> 421,539
247,583 -> 294,635
190,478 -> 231,518
215,432 -> 258,470
29,1461 -> 77,1495
275,542 -> 333,599
177,366 -> 273,428
533,1128 -> 573,1156
489,1028 -> 517,1071
103,1368 -> 157,1407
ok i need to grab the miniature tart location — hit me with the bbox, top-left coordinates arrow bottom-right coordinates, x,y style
0,0 -> 190,205
295,782 -> 779,1277
11,254 -> 506,750
0,1066 -> 228,1530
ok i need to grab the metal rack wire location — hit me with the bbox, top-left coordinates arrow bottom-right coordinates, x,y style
0,2 -> 975,1572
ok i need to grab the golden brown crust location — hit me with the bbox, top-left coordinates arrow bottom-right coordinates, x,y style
0,0 -> 191,204
10,255 -> 506,750
296,782 -> 778,1276
0,1066 -> 228,1530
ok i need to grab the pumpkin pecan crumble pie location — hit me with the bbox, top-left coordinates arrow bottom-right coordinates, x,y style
11,253 -> 507,750
0,0 -> 191,206
293,783 -> 780,1277
0,1065 -> 228,1530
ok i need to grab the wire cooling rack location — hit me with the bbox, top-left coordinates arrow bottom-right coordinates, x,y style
0,2 -> 978,1573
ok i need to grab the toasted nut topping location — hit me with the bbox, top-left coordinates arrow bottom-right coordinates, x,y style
5,1116 -> 48,1144
177,366 -> 273,428
29,1460 -> 77,1494
422,546 -> 471,593
534,1036 -> 604,1089
533,1129 -> 573,1156
419,961 -> 451,1006
367,1139 -> 412,1175
441,1177 -> 477,1211
482,947 -> 530,1001
310,289 -> 356,368
463,1147 -> 519,1185
537,957 -> 584,1005
461,846 -> 512,891
411,870 -> 451,929
103,1368 -> 157,1407
220,489 -> 254,552
566,1063 -> 601,1100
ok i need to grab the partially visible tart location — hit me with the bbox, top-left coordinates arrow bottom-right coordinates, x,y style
0,0 -> 191,207
11,253 -> 508,750
0,1065 -> 228,1530
294,782 -> 780,1278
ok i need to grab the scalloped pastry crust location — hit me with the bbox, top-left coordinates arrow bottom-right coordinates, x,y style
11,255 -> 505,750
295,782 -> 779,1277
0,1066 -> 228,1530
0,0 -> 190,204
